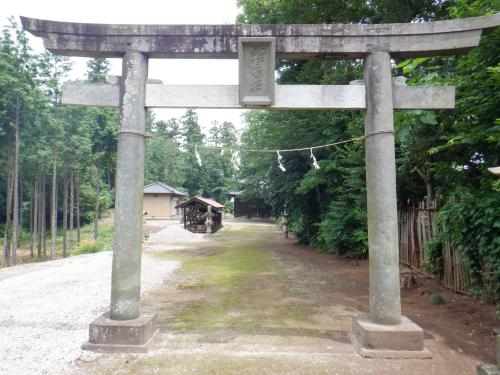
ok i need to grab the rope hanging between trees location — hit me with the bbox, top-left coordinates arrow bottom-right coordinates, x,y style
145,128 -> 395,172
146,129 -> 394,153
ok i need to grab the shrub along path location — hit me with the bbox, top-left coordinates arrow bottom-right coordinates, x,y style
76,221 -> 498,374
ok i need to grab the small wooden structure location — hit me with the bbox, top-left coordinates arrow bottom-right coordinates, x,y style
143,181 -> 187,219
227,192 -> 272,219
175,196 -> 225,233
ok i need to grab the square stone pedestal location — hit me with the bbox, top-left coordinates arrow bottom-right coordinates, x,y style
82,312 -> 159,353
351,314 -> 431,359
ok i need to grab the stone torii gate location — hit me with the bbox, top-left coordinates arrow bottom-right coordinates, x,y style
22,14 -> 500,357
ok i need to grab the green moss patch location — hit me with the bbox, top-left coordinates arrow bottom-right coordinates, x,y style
159,226 -> 315,338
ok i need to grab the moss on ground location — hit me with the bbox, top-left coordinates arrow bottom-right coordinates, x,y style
96,352 -> 337,375
182,244 -> 272,288
150,250 -> 192,263
156,225 -> 315,339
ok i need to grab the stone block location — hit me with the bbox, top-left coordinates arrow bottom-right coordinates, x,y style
351,314 -> 431,359
81,312 -> 158,353
238,37 -> 275,107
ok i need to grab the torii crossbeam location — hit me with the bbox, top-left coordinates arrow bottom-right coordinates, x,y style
21,14 -> 500,357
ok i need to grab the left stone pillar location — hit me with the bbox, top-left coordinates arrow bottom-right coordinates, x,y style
82,51 -> 158,353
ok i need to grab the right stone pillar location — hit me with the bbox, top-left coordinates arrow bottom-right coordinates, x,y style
351,52 -> 430,359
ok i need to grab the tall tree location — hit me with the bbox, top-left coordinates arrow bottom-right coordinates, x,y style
11,98 -> 20,265
86,58 -> 110,83
85,58 -> 115,241
180,110 -> 206,196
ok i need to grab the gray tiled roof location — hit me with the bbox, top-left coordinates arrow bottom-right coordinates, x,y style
144,181 -> 187,196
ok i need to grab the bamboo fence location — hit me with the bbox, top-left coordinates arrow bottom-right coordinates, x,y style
399,202 -> 472,294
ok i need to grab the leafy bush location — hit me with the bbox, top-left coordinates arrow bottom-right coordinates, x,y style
74,240 -> 107,255
74,222 -> 114,255
433,188 -> 500,302
313,199 -> 367,257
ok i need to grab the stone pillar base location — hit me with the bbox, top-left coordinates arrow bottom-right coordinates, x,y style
477,364 -> 500,375
82,312 -> 158,353
351,314 -> 431,359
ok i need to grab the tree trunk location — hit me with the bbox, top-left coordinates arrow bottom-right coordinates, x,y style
315,186 -> 321,206
33,180 -> 38,256
62,174 -> 68,257
12,99 -> 20,266
50,147 -> 57,260
30,183 -> 35,257
19,184 -> 23,242
62,173 -> 68,258
37,176 -> 42,256
425,182 -> 434,208
69,172 -> 74,254
93,162 -> 100,241
41,178 -> 47,258
415,166 -> 435,209
107,167 -> 111,191
3,161 -> 13,267
76,175 -> 80,245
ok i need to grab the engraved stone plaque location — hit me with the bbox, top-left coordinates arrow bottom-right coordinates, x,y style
238,37 -> 275,107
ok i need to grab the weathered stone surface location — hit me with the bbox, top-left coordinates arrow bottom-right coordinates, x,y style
350,76 -> 406,86
351,315 -> 430,359
82,312 -> 158,353
364,52 -> 401,325
20,14 -> 500,59
110,51 -> 148,321
62,82 -> 455,110
238,37 -> 275,107
106,75 -> 162,85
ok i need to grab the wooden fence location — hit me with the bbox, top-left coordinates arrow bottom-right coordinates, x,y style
399,203 -> 472,294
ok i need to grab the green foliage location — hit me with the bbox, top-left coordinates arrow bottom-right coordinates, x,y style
0,18 -> 118,261
74,222 -> 114,255
223,201 -> 234,214
394,1 -> 500,301
74,241 -> 104,254
434,188 -> 500,301
430,293 -> 445,305
145,113 -> 186,187
236,0 -> 445,24
86,58 -> 110,83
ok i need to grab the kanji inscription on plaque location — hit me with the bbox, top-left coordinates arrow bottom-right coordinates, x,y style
238,37 -> 275,107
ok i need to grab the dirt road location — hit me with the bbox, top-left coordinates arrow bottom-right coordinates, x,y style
72,221 -> 498,374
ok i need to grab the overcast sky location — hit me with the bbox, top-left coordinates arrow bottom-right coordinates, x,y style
1,0 -> 246,134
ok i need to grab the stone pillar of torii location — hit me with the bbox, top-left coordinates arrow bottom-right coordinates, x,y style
22,14 -> 499,356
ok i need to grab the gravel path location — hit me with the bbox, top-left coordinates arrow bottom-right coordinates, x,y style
147,222 -> 207,243
0,251 -> 179,375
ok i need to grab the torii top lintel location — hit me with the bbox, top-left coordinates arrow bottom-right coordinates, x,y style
21,14 -> 499,59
